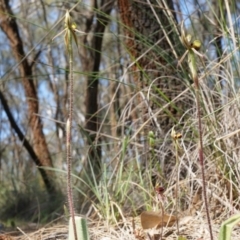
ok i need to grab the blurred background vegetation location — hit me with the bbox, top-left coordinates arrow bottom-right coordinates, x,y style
0,0 -> 240,231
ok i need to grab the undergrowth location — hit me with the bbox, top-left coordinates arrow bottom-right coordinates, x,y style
1,1 -> 240,240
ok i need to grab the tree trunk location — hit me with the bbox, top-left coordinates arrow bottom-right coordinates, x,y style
0,0 -> 56,194
78,0 -> 114,207
84,1 -> 113,171
118,0 -> 192,181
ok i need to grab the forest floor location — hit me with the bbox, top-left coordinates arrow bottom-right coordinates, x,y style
1,211 -> 240,240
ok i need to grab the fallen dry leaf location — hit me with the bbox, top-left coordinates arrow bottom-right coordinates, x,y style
0,235 -> 14,240
140,211 -> 177,229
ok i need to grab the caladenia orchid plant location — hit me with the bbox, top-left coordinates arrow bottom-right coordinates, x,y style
179,22 -> 213,240
53,10 -> 89,240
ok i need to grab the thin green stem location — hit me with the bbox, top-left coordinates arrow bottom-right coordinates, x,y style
188,49 -> 213,240
175,145 -> 179,235
171,128 -> 180,236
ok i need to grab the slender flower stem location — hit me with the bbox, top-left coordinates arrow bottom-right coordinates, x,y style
53,10 -> 84,240
188,48 -> 213,240
65,11 -> 77,240
171,127 -> 181,235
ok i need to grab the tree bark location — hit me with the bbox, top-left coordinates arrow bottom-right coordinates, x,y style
0,0 -> 56,194
118,0 -> 192,182
80,0 -> 114,178
0,90 -> 55,194
118,0 -> 188,131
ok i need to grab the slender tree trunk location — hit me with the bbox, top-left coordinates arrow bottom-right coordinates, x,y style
78,0 -> 114,207
84,2 -> 113,170
0,0 -> 56,194
0,91 -> 55,194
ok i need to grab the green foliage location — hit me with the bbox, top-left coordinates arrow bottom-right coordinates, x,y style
218,214 -> 240,240
68,216 -> 89,240
73,147 -> 155,224
178,236 -> 187,240
0,180 -> 64,224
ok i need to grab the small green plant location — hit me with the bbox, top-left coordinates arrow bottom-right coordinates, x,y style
53,9 -> 86,240
179,22 -> 213,240
64,10 -> 78,240
68,216 -> 89,240
218,214 -> 240,240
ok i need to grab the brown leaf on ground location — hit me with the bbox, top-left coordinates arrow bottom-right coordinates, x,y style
0,235 -> 14,240
140,211 -> 177,229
